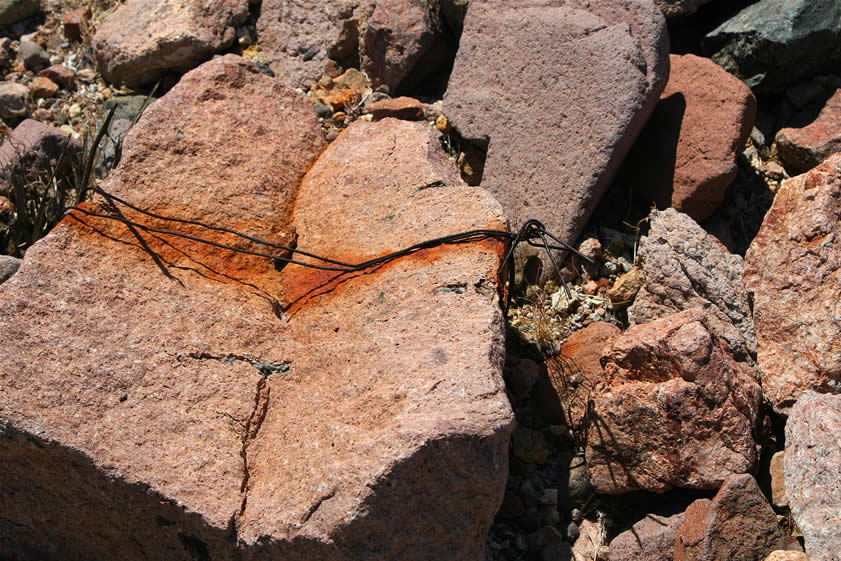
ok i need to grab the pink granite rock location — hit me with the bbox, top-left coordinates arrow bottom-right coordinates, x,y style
92,0 -> 250,87
785,391 -> 841,561
674,474 -> 787,561
443,0 -> 668,260
776,88 -> 841,174
743,154 -> 841,411
609,512 -> 686,561
586,309 -> 762,494
257,0 -> 372,89
0,119 -> 82,196
0,56 -> 513,560
629,208 -> 757,363
628,54 -> 756,221
360,0 -> 451,93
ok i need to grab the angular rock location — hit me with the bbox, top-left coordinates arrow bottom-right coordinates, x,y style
442,0 -> 669,260
39,64 -> 76,90
0,0 -> 39,25
609,512 -> 686,561
62,6 -> 91,42
776,88 -> 841,174
743,154 -> 841,410
607,267 -> 642,308
705,0 -> 841,94
586,309 -> 762,494
0,254 -> 21,283
29,76 -> 58,98
92,0 -> 250,87
572,519 -> 606,561
367,95 -> 425,120
0,55 -> 513,561
360,0 -> 452,93
785,391 -> 841,561
674,474 -> 787,561
536,321 -> 619,428
19,39 -> 49,71
627,54 -> 756,221
0,119 -> 82,196
257,0 -> 371,89
0,81 -> 29,120
769,450 -> 787,508
629,208 -> 757,362
653,0 -> 716,20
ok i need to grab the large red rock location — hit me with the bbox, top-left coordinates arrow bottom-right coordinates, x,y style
629,208 -> 757,363
585,309 -> 762,494
776,89 -> 841,174
442,0 -> 668,259
627,54 -> 756,221
92,0 -> 249,86
0,119 -> 82,197
360,0 -> 452,93
609,512 -> 686,561
257,0 -> 371,89
674,474 -> 787,561
743,154 -> 841,411
0,55 -> 513,560
785,391 -> 841,561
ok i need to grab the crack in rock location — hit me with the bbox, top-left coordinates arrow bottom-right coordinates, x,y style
233,376 -> 270,535
186,352 -> 291,379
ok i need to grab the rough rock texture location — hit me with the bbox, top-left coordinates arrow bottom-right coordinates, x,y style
705,0 -> 841,94
776,88 -> 841,174
0,254 -> 21,283
0,0 -> 39,25
0,119 -> 82,196
0,55 -> 514,561
29,76 -> 58,98
628,54 -> 756,221
674,474 -> 787,561
91,0 -> 250,87
653,0 -> 715,20
609,512 -> 686,561
360,0 -> 451,93
257,0 -> 371,89
367,95 -> 425,120
743,154 -> 841,411
769,450 -> 787,508
629,208 -> 757,362
586,309 -> 763,494
0,81 -> 30,119
785,391 -> 841,561
764,552 -> 810,561
572,519 -> 606,561
442,0 -> 669,258
39,64 -> 76,90
536,322 -> 619,428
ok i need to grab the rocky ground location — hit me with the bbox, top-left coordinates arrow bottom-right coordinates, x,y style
1,1 -> 840,561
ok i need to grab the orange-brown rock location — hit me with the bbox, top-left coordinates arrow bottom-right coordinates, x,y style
0,56 -> 513,561
744,154 -> 841,411
586,309 -> 762,494
776,89 -> 841,174
29,76 -> 58,98
367,96 -> 424,121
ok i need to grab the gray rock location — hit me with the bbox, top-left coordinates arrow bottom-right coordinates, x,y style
0,255 -> 21,283
103,94 -> 157,123
0,119 -> 82,196
609,512 -> 685,561
19,39 -> 49,71
705,0 -> 841,94
442,0 -> 669,265
628,208 -> 757,363
0,81 -> 29,120
0,0 -> 39,25
785,391 -> 841,561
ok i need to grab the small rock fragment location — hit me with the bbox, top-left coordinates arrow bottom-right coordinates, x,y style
19,39 -> 49,71
367,96 -> 425,121
0,81 -> 30,119
609,512 -> 686,561
62,6 -> 91,42
0,255 -> 21,283
29,76 -> 58,98
39,65 -> 76,90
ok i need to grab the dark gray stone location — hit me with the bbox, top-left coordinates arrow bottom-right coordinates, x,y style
705,0 -> 841,94
0,255 -> 21,284
0,0 -> 39,25
19,39 -> 49,71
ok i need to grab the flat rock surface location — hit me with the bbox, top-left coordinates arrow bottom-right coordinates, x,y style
629,208 -> 757,363
776,88 -> 841,174
743,154 -> 841,411
785,391 -> 841,561
92,0 -> 249,87
257,0 -> 370,89
0,56 -> 513,561
628,54 -> 756,221
705,0 -> 841,94
609,512 -> 686,561
674,474 -> 786,561
586,309 -> 762,494
442,0 -> 668,256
